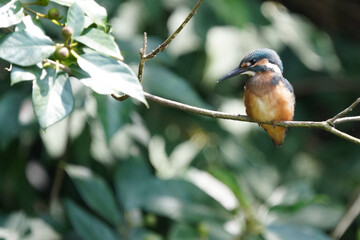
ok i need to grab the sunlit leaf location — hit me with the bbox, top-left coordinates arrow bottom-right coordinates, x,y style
75,28 -> 123,60
0,30 -> 55,66
66,2 -> 85,37
0,0 -> 24,28
32,68 -> 73,129
65,164 -> 121,225
77,53 -> 147,106
10,64 -> 42,85
15,15 -> 45,35
65,200 -> 118,240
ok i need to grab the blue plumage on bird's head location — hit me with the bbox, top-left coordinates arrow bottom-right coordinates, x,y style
217,48 -> 283,82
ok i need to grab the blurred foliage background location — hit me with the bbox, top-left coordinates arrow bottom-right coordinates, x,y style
0,0 -> 360,239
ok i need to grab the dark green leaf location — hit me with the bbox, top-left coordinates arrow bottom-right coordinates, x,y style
11,65 -> 42,85
142,65 -> 209,109
65,200 -> 118,240
168,224 -> 199,240
265,223 -> 332,240
95,94 -> 133,140
75,28 -> 123,60
32,68 -> 73,129
114,159 -> 152,210
66,2 -> 85,37
0,30 -> 55,66
77,53 -> 147,105
143,179 -> 231,223
0,90 -> 24,148
66,164 -> 121,225
0,0 -> 24,28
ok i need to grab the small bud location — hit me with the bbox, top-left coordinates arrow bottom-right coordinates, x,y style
47,8 -> 60,20
36,0 -> 49,6
62,26 -> 74,40
54,46 -> 69,60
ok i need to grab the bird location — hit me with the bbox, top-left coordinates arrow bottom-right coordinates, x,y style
218,48 -> 295,146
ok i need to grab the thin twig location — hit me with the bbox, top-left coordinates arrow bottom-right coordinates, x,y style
143,0 -> 203,60
332,190 -> 360,240
143,92 -> 360,145
138,32 -> 148,83
328,97 -> 360,124
111,0 -> 203,103
43,59 -> 72,75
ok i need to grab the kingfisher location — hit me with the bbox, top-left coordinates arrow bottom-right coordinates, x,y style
218,48 -> 295,146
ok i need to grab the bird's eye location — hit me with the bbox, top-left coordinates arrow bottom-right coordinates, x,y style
250,59 -> 257,65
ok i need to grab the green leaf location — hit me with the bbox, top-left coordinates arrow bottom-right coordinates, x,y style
75,28 -> 123,60
77,53 -> 147,106
0,30 -> 55,66
95,94 -> 133,140
0,90 -> 24,148
16,15 -> 45,35
11,65 -> 42,85
265,223 -> 332,240
168,224 -> 199,240
114,159 -> 152,210
66,2 -> 85,37
142,65 -> 209,109
32,68 -> 73,129
0,0 -> 24,28
54,0 -> 107,28
65,164 -> 121,225
65,200 -> 118,240
143,179 -> 231,223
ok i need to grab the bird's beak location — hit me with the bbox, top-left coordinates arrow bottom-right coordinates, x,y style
217,66 -> 249,83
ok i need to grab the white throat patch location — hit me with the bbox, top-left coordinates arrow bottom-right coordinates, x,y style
266,62 -> 282,74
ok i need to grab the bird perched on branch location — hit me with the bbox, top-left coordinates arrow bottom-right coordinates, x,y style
218,48 -> 295,146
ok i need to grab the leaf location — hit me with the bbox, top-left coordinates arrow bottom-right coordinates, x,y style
11,64 -> 42,85
0,30 -> 55,66
114,159 -> 152,210
95,94 -> 133,140
142,65 -> 209,109
265,223 -> 332,240
66,2 -> 85,37
168,224 -> 199,240
65,164 -> 121,225
15,15 -> 45,35
77,53 -> 147,106
65,200 -> 118,240
0,90 -> 24,148
32,68 -> 73,129
0,0 -> 24,28
143,179 -> 231,223
75,28 -> 123,60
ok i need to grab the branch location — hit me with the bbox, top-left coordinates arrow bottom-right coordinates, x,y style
332,190 -> 360,240
143,92 -> 360,145
111,0 -> 203,102
143,0 -> 203,60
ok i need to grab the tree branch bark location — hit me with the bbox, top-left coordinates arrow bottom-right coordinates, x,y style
143,92 -> 360,145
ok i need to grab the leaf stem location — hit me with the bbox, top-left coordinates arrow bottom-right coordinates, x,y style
22,5 -> 47,18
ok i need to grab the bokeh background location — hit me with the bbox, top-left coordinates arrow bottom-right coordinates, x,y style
0,0 -> 359,239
